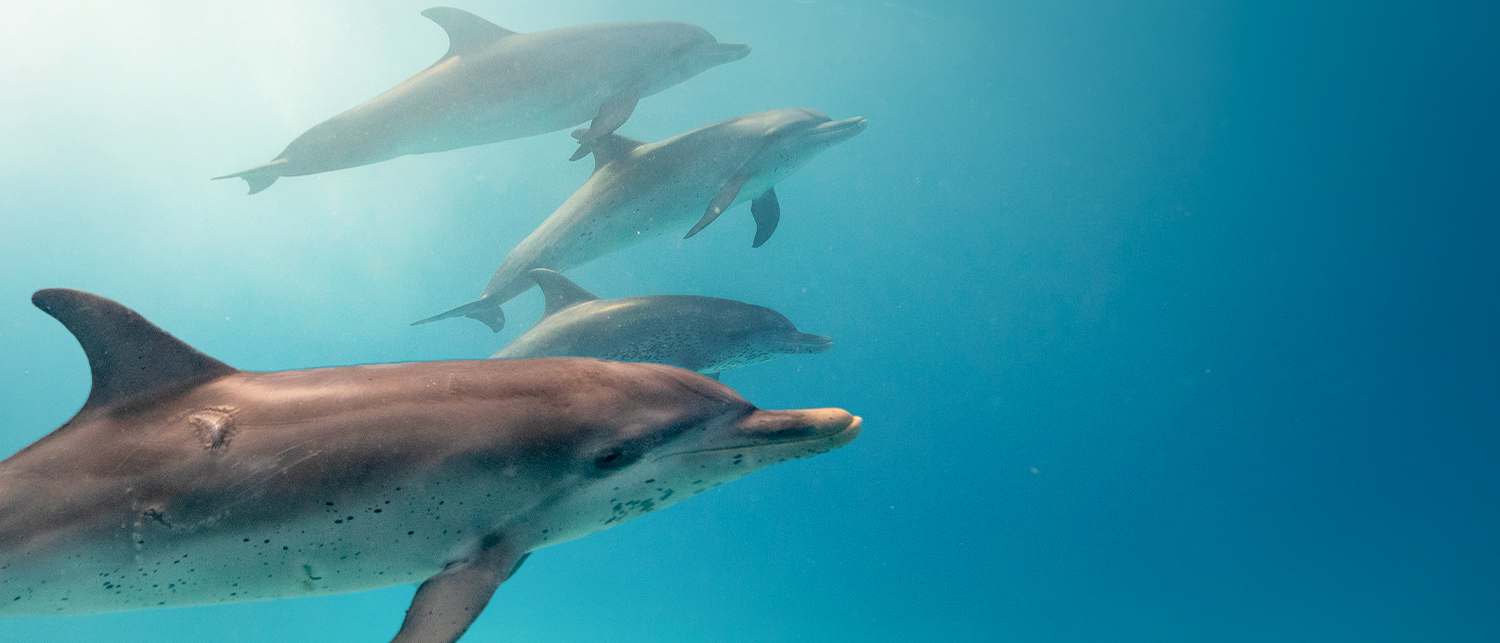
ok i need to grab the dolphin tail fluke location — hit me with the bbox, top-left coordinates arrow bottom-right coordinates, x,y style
412,298 -> 507,333
212,159 -> 288,195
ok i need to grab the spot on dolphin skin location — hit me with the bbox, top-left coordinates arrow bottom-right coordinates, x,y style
142,507 -> 172,529
301,564 -> 322,592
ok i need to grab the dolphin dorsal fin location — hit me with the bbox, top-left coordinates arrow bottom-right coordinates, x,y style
422,7 -> 517,59
570,129 -> 646,175
32,289 -> 236,416
528,269 -> 599,318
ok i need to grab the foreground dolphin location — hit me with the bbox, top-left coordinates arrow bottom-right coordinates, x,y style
214,7 -> 749,193
415,108 -> 867,331
494,269 -> 832,378
0,289 -> 860,643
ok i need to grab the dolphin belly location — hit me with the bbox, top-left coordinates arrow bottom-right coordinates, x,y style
0,474 -> 516,617
270,85 -> 605,177
385,86 -> 611,158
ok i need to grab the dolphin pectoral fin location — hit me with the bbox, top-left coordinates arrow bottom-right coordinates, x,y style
390,544 -> 527,643
569,88 -> 641,162
212,159 -> 288,195
685,171 -> 751,239
412,299 -> 506,333
750,188 -> 781,248
421,7 -> 517,60
707,372 -> 721,381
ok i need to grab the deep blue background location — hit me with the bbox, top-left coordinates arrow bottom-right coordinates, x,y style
1,1 -> 1495,641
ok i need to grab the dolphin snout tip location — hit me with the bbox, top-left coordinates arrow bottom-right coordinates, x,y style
824,412 -> 862,448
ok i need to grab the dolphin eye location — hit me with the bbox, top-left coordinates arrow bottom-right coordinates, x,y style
593,449 -> 636,471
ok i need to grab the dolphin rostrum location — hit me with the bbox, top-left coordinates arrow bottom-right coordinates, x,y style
493,269 -> 833,379
214,8 -> 750,194
0,289 -> 860,643
414,108 -> 867,331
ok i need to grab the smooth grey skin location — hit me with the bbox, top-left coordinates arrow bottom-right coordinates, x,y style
414,108 -> 867,331
214,7 -> 749,194
0,290 -> 861,643
493,269 -> 833,377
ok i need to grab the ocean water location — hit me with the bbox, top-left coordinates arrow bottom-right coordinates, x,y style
1,0 -> 1496,641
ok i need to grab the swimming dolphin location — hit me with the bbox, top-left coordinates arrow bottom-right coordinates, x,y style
414,108 -> 867,331
0,289 -> 860,643
493,269 -> 832,378
214,8 -> 749,194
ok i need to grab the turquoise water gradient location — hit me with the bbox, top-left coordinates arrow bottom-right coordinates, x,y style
2,1 -> 1496,641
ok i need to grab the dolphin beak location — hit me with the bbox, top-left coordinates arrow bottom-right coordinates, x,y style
793,333 -> 835,354
735,408 -> 860,448
806,117 -> 868,145
663,409 -> 861,459
698,42 -> 751,65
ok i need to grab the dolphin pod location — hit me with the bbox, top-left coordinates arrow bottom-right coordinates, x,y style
215,8 -> 749,193
493,269 -> 833,377
415,108 -> 867,331
11,6 -> 869,642
0,289 -> 860,643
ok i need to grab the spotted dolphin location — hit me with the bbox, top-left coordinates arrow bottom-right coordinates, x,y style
493,269 -> 832,378
0,289 -> 860,643
414,108 -> 867,331
214,8 -> 749,194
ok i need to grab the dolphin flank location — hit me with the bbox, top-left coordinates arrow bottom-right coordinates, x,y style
0,289 -> 860,643
493,269 -> 832,378
414,108 -> 867,331
214,8 -> 749,194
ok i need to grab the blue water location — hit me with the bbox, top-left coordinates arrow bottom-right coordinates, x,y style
2,1 -> 1496,641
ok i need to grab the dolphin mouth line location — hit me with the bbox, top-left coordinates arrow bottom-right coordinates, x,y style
806,117 -> 868,142
694,41 -> 751,64
656,416 -> 862,459
790,338 -> 834,354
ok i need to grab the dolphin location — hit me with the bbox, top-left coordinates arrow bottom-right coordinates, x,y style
493,269 -> 833,378
414,108 -> 868,331
214,7 -> 749,194
0,289 -> 861,643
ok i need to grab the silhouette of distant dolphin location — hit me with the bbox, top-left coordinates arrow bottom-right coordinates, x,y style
494,269 -> 832,378
415,108 -> 867,331
215,8 -> 749,193
0,289 -> 860,643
